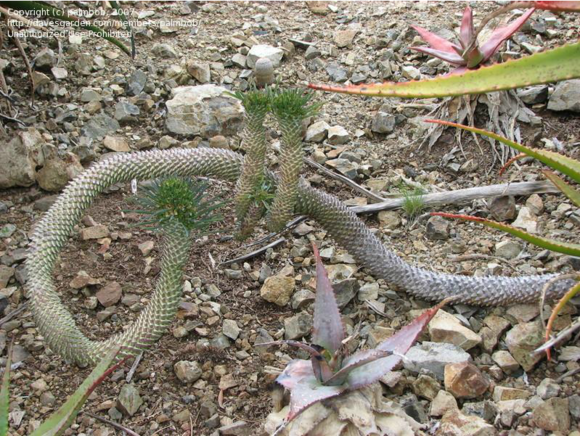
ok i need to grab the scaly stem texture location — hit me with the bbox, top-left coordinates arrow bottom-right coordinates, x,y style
234,93 -> 269,238
268,115 -> 304,231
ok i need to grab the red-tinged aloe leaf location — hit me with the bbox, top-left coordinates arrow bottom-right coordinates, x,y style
499,152 -> 528,176
411,25 -> 460,54
0,343 -> 12,436
545,282 -> 580,359
323,349 -> 391,387
480,9 -> 536,62
535,1 -> 580,11
345,298 -> 452,390
459,7 -> 475,49
286,375 -> 345,421
432,212 -> 580,257
30,346 -> 124,436
426,120 -> 580,183
465,46 -> 485,68
410,46 -> 466,65
261,340 -> 333,383
543,170 -> 580,208
312,243 -> 344,356
308,41 -> 580,98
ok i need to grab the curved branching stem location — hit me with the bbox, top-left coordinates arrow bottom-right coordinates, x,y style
268,89 -> 321,231
230,89 -> 271,239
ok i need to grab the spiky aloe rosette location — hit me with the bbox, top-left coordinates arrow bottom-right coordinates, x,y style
230,90 -> 271,239
262,244 -> 451,435
411,6 -> 534,73
268,89 -> 321,232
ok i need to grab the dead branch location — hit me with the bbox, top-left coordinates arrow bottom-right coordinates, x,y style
221,237 -> 286,266
304,158 -> 386,203
350,181 -> 560,214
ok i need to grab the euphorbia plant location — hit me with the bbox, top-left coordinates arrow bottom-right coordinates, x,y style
262,244 -> 452,435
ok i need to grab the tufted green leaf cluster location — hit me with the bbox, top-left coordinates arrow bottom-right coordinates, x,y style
130,177 -> 224,236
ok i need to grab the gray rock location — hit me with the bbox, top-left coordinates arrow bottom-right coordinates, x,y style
327,126 -> 350,145
284,312 -> 313,340
371,112 -> 396,134
174,360 -> 202,383
231,53 -> 247,68
128,70 -> 147,96
114,102 -> 140,122
187,61 -> 211,83
333,279 -> 359,308
426,215 -> 450,240
291,289 -> 315,310
403,341 -> 471,380
495,240 -> 522,260
548,80 -> 580,112
222,319 -> 241,340
488,196 -> 516,221
0,224 -> 16,239
247,45 -> 284,68
36,151 -> 84,192
532,397 -> 570,432
334,28 -> 358,48
35,48 -> 57,68
512,206 -> 537,233
536,378 -> 560,399
117,384 -> 143,416
505,321 -> 544,371
402,65 -> 421,80
0,130 -> 44,189
305,45 -> 321,60
378,211 -> 402,229
326,63 -> 348,82
358,282 -> 379,301
81,113 -> 120,139
165,85 -> 244,137
210,334 -> 231,349
517,86 -> 549,105
103,136 -> 130,152
305,120 -> 329,143
325,158 -> 358,179
152,43 -> 179,59
429,310 -> 482,351
0,265 -> 14,289
80,88 -> 102,102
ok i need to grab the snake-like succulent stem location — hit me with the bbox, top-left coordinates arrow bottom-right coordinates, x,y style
268,89 -> 321,232
232,90 -> 270,238
27,149 -> 575,366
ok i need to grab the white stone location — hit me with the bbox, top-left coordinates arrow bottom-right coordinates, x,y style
166,85 -> 244,137
247,45 -> 284,68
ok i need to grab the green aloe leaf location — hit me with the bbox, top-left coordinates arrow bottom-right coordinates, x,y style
30,346 -> 124,436
109,1 -> 135,58
0,344 -> 11,436
1,1 -> 133,57
433,213 -> 580,257
308,42 -> 580,98
543,170 -> 580,208
428,120 -> 580,183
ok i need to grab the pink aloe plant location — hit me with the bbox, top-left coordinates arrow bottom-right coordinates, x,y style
262,243 -> 452,424
412,6 -> 535,72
